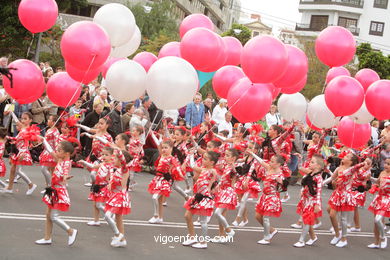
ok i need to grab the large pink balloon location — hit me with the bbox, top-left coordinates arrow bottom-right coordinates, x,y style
158,42 -> 181,58
273,45 -> 308,88
180,28 -> 226,72
179,14 -> 214,38
280,75 -> 307,94
326,67 -> 350,84
61,21 -> 111,71
337,117 -> 371,148
365,80 -> 390,120
325,76 -> 364,116
222,36 -> 243,66
212,66 -> 245,99
101,57 -> 124,78
267,85 -> 281,100
18,0 -> 58,33
241,35 -> 288,83
227,78 -> 273,123
65,63 -> 101,84
3,59 -> 44,104
46,72 -> 82,108
133,52 -> 158,72
355,68 -> 380,92
315,26 -> 356,67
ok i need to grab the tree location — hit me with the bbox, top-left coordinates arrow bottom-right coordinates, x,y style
221,23 -> 252,45
356,43 -> 390,79
40,25 -> 65,68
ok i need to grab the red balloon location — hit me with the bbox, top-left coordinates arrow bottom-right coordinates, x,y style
280,75 -> 307,94
101,57 -> 124,78
241,35 -> 288,84
212,66 -> 245,99
354,68 -> 380,92
18,0 -> 58,33
179,14 -> 214,38
315,26 -> 356,67
365,80 -> 390,120
264,84 -> 281,100
133,52 -> 158,72
326,67 -> 350,84
180,28 -> 226,72
227,78 -> 273,123
222,36 -> 242,66
65,63 -> 101,84
337,117 -> 371,148
158,42 -> 181,58
3,59 -> 44,104
61,21 -> 111,71
305,114 -> 321,131
46,72 -> 82,108
273,45 -> 308,88
325,76 -> 364,116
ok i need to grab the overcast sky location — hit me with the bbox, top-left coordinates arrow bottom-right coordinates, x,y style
240,0 -> 302,29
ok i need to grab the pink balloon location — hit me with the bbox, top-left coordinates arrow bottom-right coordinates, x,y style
60,21 -> 111,71
280,75 -> 307,94
179,14 -> 214,38
180,28 -> 226,72
241,35 -> 288,84
222,36 -> 243,66
133,52 -> 158,72
3,59 -> 44,104
337,117 -> 371,148
66,62 -> 101,84
326,67 -> 350,84
264,84 -> 281,100
227,78 -> 273,123
46,72 -> 82,108
355,68 -> 380,92
315,26 -> 356,67
305,114 -> 321,131
325,76 -> 364,116
101,57 -> 123,78
18,0 -> 58,33
273,45 -> 308,88
212,66 -> 245,99
158,42 -> 181,59
365,80 -> 390,120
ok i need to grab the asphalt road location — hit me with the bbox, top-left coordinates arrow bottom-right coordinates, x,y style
0,164 -> 389,260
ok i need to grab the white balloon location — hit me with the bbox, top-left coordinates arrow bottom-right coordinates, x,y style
350,101 -> 374,124
105,59 -> 147,102
307,94 -> 340,129
277,93 -> 307,122
110,26 -> 141,58
93,3 -> 136,47
146,57 -> 198,110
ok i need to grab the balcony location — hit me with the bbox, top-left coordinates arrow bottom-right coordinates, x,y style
295,23 -> 360,35
299,0 -> 364,8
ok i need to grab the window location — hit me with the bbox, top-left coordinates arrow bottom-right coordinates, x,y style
374,0 -> 388,9
310,15 -> 329,31
338,17 -> 358,28
369,21 -> 385,36
253,31 -> 260,37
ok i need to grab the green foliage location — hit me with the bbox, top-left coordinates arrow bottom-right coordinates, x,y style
57,0 -> 88,12
221,23 -> 252,45
356,43 -> 390,79
138,33 -> 179,56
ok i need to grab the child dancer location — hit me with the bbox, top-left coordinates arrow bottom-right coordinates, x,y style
35,140 -> 78,246
293,154 -> 324,248
367,158 -> 390,249
182,151 -> 219,249
104,148 -> 132,247
115,133 -> 129,150
172,127 -> 191,197
127,125 -> 144,190
0,127 -> 7,188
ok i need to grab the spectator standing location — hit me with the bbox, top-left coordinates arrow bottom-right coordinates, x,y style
211,98 -> 228,125
80,103 -> 103,156
218,111 -> 233,138
371,121 -> 380,146
121,103 -> 134,132
185,93 -> 205,128
108,101 -> 123,138
265,105 -> 282,129
31,93 -> 51,134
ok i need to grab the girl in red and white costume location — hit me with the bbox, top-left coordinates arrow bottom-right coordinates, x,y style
1,112 -> 37,195
35,140 -> 77,246
326,153 -> 364,248
367,158 -> 390,249
104,148 -> 132,248
182,151 -> 219,249
172,127 -> 191,197
0,127 -> 7,188
127,125 -> 144,190
293,154 -> 325,248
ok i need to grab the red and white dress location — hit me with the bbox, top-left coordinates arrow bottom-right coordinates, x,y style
57,133 -> 70,144
235,158 -> 262,198
328,164 -> 364,212
105,150 -> 131,215
9,129 -> 33,166
174,141 -> 190,178
39,127 -> 60,167
255,170 -> 284,217
91,133 -> 113,161
302,136 -> 325,168
0,142 -> 6,177
42,160 -> 72,211
215,165 -> 238,210
351,168 -> 371,207
89,162 -> 113,202
148,156 -> 183,197
296,172 -> 323,225
184,169 -> 215,216
368,174 -> 390,217
128,138 -> 144,172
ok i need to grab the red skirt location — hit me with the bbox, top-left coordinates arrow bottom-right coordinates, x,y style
215,187 -> 238,210
296,198 -> 322,225
105,191 -> 131,215
234,177 -> 261,198
255,193 -> 282,218
42,187 -> 70,212
129,156 -> 142,172
184,195 -> 214,216
328,188 -> 356,212
0,159 -> 6,177
352,190 -> 366,207
10,151 -> 33,166
368,193 -> 390,217
89,186 -> 110,203
39,151 -> 57,167
148,176 -> 172,197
